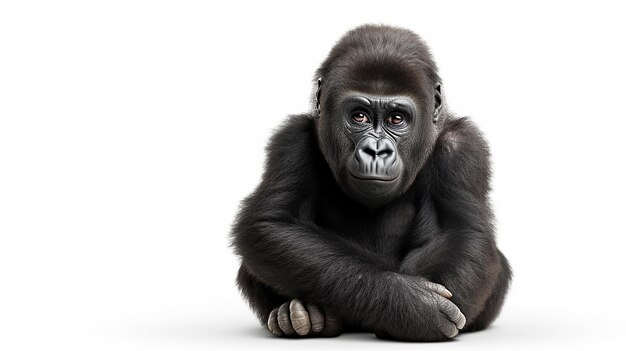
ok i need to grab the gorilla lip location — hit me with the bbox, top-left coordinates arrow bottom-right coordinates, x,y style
349,172 -> 398,182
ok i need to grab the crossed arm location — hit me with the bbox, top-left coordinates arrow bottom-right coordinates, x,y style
232,179 -> 477,341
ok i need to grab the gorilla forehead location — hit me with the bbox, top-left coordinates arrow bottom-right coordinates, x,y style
327,61 -> 430,101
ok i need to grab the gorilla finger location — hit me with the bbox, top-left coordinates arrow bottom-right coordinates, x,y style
267,308 -> 284,336
435,294 -> 466,329
424,281 -> 453,299
277,303 -> 296,335
306,303 -> 325,333
438,319 -> 459,339
456,310 -> 466,330
289,299 -> 311,336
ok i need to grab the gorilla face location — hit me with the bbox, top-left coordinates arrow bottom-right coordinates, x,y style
341,93 -> 413,203
317,86 -> 440,209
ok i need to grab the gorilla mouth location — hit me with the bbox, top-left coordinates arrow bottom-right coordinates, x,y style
349,172 -> 398,182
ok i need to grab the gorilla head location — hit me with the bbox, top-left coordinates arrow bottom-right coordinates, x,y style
314,25 -> 444,208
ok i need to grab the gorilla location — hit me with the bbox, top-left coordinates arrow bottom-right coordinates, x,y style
231,24 -> 511,341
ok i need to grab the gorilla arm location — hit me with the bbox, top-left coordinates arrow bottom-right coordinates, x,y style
231,115 -> 463,340
399,118 -> 509,329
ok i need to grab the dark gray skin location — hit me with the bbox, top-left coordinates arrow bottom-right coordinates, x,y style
340,93 -> 424,208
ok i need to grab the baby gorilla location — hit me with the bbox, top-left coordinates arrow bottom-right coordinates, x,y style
231,24 -> 511,342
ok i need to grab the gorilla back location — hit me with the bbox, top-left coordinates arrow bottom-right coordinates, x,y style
231,24 -> 511,341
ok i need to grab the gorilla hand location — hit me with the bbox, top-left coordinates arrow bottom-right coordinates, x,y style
376,276 -> 466,341
267,299 -> 343,337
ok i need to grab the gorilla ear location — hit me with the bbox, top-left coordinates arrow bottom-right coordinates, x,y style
433,82 -> 443,123
315,77 -> 323,114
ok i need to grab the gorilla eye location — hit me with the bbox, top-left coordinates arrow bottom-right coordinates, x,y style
386,114 -> 405,125
351,112 -> 370,123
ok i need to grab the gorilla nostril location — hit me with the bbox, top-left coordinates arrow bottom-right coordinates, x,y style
363,147 -> 377,158
378,150 -> 392,158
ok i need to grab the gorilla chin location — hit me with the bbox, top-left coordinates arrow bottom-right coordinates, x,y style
345,171 -> 402,209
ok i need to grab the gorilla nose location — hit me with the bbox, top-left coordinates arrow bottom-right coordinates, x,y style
357,138 -> 395,162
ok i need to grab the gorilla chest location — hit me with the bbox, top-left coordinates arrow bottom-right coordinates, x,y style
313,197 -> 417,261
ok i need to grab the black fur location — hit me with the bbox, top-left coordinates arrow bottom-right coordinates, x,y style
230,24 -> 511,341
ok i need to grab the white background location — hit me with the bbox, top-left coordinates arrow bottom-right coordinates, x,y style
1,1 -> 625,350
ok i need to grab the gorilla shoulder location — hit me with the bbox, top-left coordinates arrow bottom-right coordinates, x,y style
433,116 -> 492,200
262,114 -> 319,182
